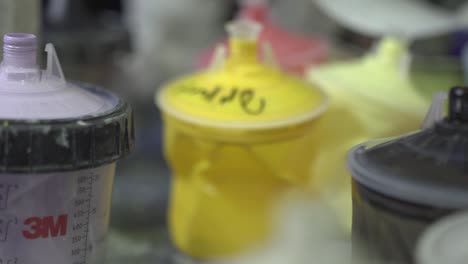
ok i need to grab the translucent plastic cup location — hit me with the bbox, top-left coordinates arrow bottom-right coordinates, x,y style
0,33 -> 134,264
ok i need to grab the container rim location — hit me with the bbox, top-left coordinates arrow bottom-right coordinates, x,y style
155,81 -> 330,130
347,142 -> 468,209
0,82 -> 134,173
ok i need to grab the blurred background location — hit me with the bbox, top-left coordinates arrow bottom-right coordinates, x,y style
2,0 -> 468,263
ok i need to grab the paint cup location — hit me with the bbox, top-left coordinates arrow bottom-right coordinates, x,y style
348,87 -> 468,264
307,38 -> 429,232
157,19 -> 328,258
0,33 -> 134,264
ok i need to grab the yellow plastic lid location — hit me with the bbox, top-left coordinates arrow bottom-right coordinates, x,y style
308,37 -> 428,115
157,19 -> 328,130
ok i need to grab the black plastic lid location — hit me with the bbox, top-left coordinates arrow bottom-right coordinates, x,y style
0,83 -> 134,173
348,87 -> 468,208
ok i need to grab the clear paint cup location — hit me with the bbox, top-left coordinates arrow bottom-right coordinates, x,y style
0,33 -> 134,264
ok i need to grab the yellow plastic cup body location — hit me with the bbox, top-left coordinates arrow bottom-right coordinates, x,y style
163,115 -> 323,258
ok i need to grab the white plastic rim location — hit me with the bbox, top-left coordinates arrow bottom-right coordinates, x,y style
0,164 -> 116,264
417,211 -> 468,264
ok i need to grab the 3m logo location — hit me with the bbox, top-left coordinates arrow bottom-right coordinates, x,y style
23,215 -> 68,239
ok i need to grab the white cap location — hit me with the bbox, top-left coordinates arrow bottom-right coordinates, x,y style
0,33 -> 115,120
417,212 -> 468,264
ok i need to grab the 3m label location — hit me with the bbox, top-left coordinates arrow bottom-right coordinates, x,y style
0,165 -> 115,264
23,215 -> 68,239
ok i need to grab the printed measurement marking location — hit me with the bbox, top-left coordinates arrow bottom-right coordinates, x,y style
0,216 -> 17,242
0,184 -> 19,210
71,174 -> 95,264
178,86 -> 266,115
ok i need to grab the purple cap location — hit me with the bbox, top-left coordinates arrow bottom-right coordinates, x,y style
3,33 -> 37,68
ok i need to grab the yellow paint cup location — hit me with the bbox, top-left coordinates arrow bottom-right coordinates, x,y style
307,38 -> 430,233
156,19 -> 328,258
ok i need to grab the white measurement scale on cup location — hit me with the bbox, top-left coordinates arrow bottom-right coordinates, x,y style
0,33 -> 134,264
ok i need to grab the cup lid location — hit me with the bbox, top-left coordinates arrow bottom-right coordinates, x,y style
0,33 -> 115,120
0,33 -> 134,173
157,19 -> 328,130
309,37 -> 428,116
417,212 -> 468,264
347,87 -> 468,208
